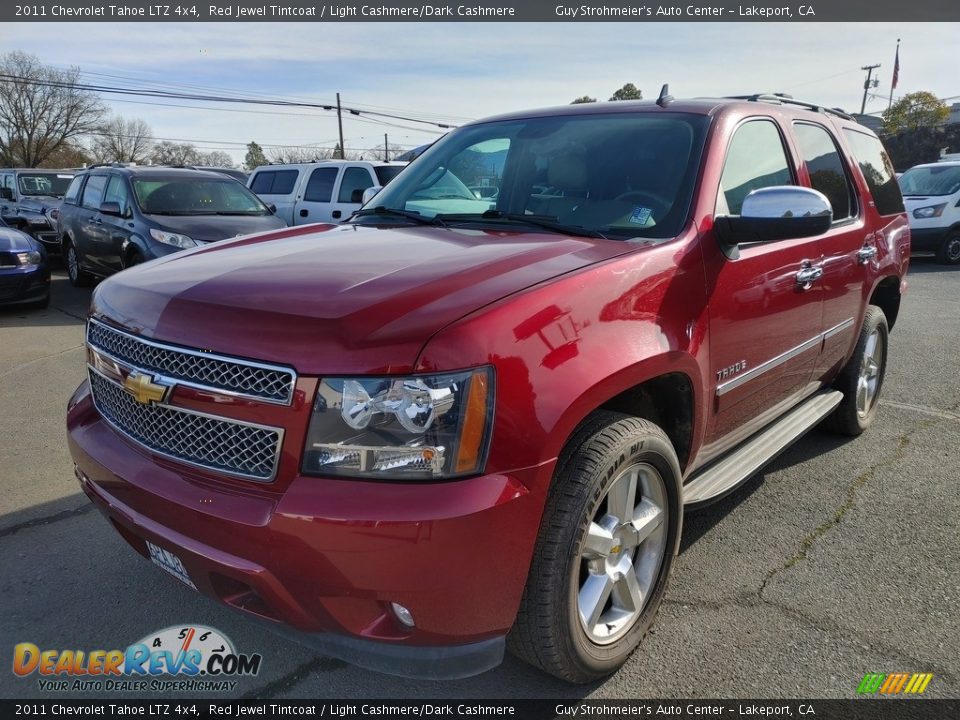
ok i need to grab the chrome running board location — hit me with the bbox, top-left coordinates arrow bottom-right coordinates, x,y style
683,390 -> 843,507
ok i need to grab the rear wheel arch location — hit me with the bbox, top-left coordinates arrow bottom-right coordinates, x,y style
868,275 -> 902,331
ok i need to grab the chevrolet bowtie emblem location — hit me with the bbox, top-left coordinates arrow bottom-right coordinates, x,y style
123,371 -> 170,405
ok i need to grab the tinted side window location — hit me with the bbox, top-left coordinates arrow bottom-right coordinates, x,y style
103,176 -> 131,216
337,167 -> 374,203
303,167 -> 339,203
719,120 -> 793,215
793,123 -> 855,221
842,130 -> 904,216
64,176 -> 84,205
250,170 -> 298,195
81,175 -> 108,210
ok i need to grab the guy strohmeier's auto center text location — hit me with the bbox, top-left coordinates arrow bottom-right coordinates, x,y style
14,2 -> 818,19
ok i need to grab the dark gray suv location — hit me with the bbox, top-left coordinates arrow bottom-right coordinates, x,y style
58,166 -> 286,286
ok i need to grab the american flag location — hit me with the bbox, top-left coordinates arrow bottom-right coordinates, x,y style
892,45 -> 900,89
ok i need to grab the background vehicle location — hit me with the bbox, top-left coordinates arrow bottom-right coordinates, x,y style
247,160 -> 407,225
898,160 -> 960,263
0,168 -> 76,255
0,224 -> 50,308
58,166 -> 286,286
68,95 -> 908,684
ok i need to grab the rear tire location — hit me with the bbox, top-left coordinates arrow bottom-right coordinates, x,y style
936,232 -> 960,265
823,305 -> 888,436
508,412 -> 683,683
65,241 -> 92,287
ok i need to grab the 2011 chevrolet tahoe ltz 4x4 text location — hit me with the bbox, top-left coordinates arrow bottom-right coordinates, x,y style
67,94 -> 909,683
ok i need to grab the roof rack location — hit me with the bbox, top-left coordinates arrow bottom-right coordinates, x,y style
726,94 -> 854,121
86,162 -> 134,169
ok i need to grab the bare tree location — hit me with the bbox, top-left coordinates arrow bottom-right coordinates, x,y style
150,141 -> 201,166
267,146 -> 334,164
198,150 -> 235,167
0,51 -> 107,167
90,115 -> 154,164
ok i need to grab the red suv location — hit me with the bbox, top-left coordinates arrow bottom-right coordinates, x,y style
67,94 -> 909,683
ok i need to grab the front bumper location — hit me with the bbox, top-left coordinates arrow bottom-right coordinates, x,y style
908,226 -> 949,252
67,380 -> 547,678
0,264 -> 50,305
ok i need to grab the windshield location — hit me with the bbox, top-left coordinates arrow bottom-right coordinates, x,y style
357,112 -> 708,240
133,177 -> 270,215
18,173 -> 75,197
899,165 -> 960,197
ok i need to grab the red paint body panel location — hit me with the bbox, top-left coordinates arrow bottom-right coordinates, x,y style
66,99 -> 909,664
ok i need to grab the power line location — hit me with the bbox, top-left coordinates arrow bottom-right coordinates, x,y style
0,73 -> 458,129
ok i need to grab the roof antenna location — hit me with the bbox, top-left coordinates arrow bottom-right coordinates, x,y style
656,83 -> 673,108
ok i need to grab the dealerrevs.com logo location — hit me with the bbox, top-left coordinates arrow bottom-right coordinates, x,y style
13,625 -> 262,692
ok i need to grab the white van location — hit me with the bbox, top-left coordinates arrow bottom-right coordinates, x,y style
899,161 -> 960,264
247,160 -> 407,225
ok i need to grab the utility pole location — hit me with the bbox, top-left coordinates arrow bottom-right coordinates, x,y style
384,134 -> 389,161
336,92 -> 345,159
860,64 -> 881,115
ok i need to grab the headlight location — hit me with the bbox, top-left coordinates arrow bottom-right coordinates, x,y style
303,368 -> 494,480
912,203 -> 946,219
149,229 -> 197,249
16,251 -> 42,266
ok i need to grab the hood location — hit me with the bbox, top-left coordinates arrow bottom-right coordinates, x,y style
143,213 -> 287,243
0,227 -> 42,252
18,196 -> 61,213
91,223 -> 632,375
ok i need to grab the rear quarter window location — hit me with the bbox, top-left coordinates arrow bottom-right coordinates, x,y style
249,170 -> 298,195
842,130 -> 904,217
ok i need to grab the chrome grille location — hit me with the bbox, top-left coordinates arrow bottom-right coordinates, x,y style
89,371 -> 282,481
86,319 -> 295,404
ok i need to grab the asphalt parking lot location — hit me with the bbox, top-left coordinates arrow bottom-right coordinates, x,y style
1,260 -> 958,700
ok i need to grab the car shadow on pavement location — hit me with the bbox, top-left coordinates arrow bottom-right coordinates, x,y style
679,428 -> 851,554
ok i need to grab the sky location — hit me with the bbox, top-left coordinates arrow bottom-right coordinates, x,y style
1,21 -> 956,165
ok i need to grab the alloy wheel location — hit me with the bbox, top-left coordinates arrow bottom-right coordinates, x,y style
577,462 -> 668,645
856,328 -> 884,418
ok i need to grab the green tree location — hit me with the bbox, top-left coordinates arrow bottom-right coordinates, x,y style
244,141 -> 267,170
883,91 -> 949,134
571,96 -> 597,104
609,83 -> 642,101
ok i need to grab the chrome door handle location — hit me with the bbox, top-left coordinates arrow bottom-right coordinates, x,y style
796,265 -> 823,288
857,246 -> 878,264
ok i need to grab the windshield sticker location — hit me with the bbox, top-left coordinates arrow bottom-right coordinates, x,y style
629,206 -> 653,225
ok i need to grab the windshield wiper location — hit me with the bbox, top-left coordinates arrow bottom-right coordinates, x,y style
352,206 -> 445,226
435,209 -> 609,239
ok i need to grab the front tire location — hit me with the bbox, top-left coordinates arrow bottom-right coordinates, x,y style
936,232 -> 960,265
508,412 -> 683,683
823,305 -> 889,436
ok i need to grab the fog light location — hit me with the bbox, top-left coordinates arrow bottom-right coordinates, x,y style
391,602 -> 415,629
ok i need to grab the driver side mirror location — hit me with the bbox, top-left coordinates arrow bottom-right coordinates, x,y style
99,201 -> 123,217
361,186 -> 383,205
714,186 -> 832,259
266,203 -> 277,214
0,187 -> 13,201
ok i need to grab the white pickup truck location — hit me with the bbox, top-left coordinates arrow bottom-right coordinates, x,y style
247,160 -> 407,225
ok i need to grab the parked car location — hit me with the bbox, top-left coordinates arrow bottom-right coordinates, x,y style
58,166 -> 287,286
0,224 -> 51,308
68,94 -> 908,683
247,160 -> 407,225
898,160 -> 960,264
0,168 -> 76,255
